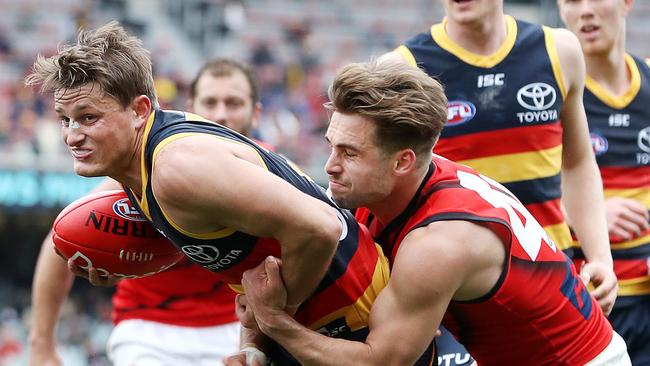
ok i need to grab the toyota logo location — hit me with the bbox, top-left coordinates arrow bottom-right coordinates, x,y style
639,127 -> 650,153
517,82 -> 557,111
181,245 -> 220,263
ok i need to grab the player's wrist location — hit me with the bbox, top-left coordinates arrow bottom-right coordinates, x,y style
256,307 -> 295,337
240,346 -> 268,366
28,333 -> 55,349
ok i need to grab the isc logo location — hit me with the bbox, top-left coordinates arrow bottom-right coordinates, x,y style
113,198 -> 146,221
477,73 -> 504,88
447,101 -> 476,126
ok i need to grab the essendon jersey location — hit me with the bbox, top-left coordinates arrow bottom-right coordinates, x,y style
112,259 -> 237,327
580,54 -> 650,304
123,110 -> 389,341
397,16 -> 574,253
356,155 -> 612,365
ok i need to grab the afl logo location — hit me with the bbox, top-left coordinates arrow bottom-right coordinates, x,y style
447,101 -> 476,126
113,198 -> 147,221
638,127 -> 650,153
517,82 -> 556,111
590,132 -> 608,156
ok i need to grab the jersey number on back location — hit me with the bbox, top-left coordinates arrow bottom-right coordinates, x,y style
458,170 -> 592,319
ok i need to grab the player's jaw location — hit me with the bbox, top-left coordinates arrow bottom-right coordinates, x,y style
443,0 -> 501,24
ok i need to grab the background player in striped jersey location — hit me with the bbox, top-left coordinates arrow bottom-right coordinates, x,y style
234,60 -> 629,366
558,0 -> 650,364
380,0 -> 617,315
29,58 -> 266,366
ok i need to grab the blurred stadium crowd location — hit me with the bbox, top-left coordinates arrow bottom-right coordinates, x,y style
0,0 -> 648,365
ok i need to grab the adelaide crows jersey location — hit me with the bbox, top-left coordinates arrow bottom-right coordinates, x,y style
356,155 -> 612,365
397,16 -> 574,253
581,55 -> 650,303
123,109 -> 389,338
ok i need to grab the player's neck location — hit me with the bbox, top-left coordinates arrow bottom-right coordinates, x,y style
586,44 -> 630,96
366,165 -> 430,228
110,139 -> 144,197
445,12 -> 507,56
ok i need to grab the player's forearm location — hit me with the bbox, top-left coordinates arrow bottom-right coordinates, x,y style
562,163 -> 612,266
29,234 -> 74,345
279,212 -> 340,306
258,310 -> 377,366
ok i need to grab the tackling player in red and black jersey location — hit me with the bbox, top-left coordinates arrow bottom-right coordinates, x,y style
237,60 -> 630,365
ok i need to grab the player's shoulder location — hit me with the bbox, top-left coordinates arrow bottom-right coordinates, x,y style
547,27 -> 582,56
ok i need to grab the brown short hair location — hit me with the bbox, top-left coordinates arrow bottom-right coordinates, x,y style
189,58 -> 259,104
327,60 -> 447,163
25,21 -> 158,108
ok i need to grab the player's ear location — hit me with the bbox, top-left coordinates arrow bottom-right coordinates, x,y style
132,95 -> 152,128
393,149 -> 417,176
251,101 -> 263,130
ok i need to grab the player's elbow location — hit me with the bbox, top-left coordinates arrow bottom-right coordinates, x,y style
305,205 -> 342,252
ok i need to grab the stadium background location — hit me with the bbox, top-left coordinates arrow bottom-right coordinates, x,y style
0,0 -> 647,364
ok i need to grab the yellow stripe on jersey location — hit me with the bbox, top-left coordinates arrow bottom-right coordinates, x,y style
138,112 -> 157,220
604,188 -> 650,209
611,232 -> 650,251
544,222 -> 575,251
395,45 -> 418,68
458,145 -> 562,183
543,26 -> 567,100
229,284 -> 243,293
429,15 -> 517,68
618,275 -> 650,297
307,247 -> 390,331
585,54 -> 641,109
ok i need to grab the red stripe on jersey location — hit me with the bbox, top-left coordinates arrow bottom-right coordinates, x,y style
435,123 -> 563,159
600,165 -> 650,189
295,227 -> 381,328
525,198 -> 564,227
614,258 -> 650,281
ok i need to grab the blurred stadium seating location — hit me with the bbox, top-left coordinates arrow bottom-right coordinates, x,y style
0,1 -> 647,364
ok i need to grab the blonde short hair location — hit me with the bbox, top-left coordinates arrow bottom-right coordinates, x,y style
26,21 -> 158,108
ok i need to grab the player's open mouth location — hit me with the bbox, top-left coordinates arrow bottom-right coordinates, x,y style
581,24 -> 600,38
70,149 -> 92,160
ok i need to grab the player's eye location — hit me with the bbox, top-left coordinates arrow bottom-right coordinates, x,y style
59,116 -> 70,128
82,114 -> 98,124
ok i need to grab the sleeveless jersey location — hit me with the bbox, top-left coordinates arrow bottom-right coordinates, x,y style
580,54 -> 650,305
112,140 -> 274,327
123,109 -> 390,338
111,259 -> 237,327
397,16 -> 574,253
356,155 -> 612,365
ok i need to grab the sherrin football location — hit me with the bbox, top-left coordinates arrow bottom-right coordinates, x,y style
52,190 -> 184,279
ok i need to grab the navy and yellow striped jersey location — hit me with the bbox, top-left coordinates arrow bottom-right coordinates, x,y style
397,15 -> 573,252
123,109 -> 390,339
581,55 -> 650,302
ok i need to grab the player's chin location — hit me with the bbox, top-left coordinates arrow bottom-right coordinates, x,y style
73,162 -> 105,177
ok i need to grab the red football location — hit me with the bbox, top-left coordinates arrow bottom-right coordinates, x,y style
52,190 -> 184,279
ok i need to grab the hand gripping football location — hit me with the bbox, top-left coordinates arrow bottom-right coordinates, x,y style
52,190 -> 184,279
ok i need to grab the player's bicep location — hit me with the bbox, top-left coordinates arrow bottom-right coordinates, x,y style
151,136 -> 333,239
553,29 -> 592,168
365,232 -> 460,364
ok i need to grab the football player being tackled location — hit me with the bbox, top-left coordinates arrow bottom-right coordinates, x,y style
27,22 -> 393,366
